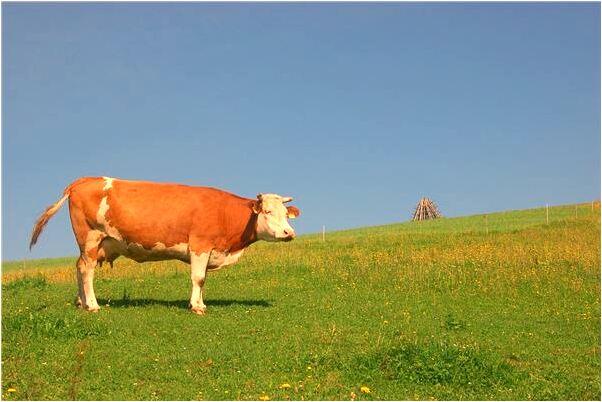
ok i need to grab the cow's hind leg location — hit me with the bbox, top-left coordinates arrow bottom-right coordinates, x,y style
189,251 -> 210,315
76,254 -> 100,312
75,230 -> 105,312
69,198 -> 105,312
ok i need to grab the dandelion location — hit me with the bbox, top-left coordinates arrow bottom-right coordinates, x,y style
7,388 -> 16,393
360,386 -> 370,394
259,394 -> 270,401
279,383 -> 291,389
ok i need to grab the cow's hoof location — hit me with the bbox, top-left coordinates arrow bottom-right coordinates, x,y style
191,306 -> 207,315
82,302 -> 100,312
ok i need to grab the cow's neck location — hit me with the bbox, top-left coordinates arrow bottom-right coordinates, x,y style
227,202 -> 258,252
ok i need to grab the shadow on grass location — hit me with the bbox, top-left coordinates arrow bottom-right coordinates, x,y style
96,297 -> 272,310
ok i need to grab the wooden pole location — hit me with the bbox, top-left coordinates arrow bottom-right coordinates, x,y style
575,205 -> 578,219
546,204 -> 549,224
322,225 -> 325,242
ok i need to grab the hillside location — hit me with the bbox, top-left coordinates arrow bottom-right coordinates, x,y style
1,203 -> 600,400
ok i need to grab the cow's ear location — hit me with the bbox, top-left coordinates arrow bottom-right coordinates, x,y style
252,194 -> 263,214
286,206 -> 300,219
252,200 -> 262,214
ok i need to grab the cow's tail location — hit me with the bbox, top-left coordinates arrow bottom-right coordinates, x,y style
29,177 -> 93,249
29,192 -> 69,250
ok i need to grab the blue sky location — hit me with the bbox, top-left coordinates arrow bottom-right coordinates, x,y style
2,2 -> 600,261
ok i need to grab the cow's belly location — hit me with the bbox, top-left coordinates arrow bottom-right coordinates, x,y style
207,249 -> 244,271
98,238 -> 244,268
99,237 -> 191,263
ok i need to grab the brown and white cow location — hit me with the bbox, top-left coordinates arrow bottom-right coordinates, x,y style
29,177 -> 300,314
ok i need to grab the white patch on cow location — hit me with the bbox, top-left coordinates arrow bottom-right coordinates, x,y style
148,242 -> 190,260
151,242 -> 188,251
208,249 -> 244,271
85,230 -> 105,253
168,242 -> 189,254
96,196 -> 123,240
102,177 -> 114,190
96,197 -> 110,222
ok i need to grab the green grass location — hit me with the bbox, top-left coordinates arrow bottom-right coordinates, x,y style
2,204 -> 600,400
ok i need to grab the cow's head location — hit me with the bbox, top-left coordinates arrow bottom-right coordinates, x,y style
253,193 -> 300,242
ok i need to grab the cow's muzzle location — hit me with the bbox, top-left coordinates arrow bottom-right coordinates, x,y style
282,230 -> 296,241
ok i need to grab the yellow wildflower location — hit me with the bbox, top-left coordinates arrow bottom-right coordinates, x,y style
259,395 -> 270,401
7,388 -> 16,393
360,386 -> 370,394
279,383 -> 291,389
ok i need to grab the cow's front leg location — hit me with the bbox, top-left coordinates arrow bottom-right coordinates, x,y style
189,251 -> 210,315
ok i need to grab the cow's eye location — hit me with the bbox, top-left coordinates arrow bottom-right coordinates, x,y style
265,210 -> 272,215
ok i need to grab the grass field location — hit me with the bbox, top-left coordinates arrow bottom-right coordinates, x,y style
2,203 -> 600,400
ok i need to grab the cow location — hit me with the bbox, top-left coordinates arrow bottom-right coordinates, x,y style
29,177 -> 300,314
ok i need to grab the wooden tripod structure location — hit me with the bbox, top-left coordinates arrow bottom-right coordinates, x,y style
412,197 -> 442,221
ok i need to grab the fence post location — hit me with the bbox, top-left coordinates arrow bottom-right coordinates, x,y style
484,214 -> 489,234
546,204 -> 549,225
322,225 -> 326,242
